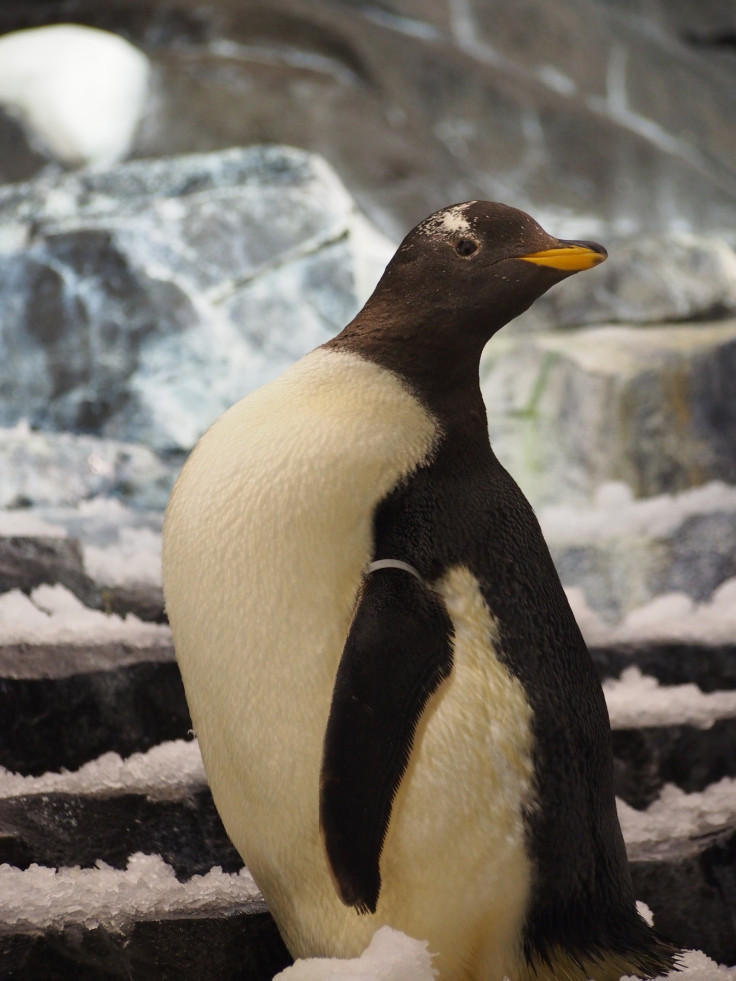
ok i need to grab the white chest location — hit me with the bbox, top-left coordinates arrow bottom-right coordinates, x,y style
162,347 -> 438,866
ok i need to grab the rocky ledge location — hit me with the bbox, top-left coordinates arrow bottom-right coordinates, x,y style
0,502 -> 735,977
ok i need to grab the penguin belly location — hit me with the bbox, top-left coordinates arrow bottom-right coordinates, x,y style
163,347 -> 536,980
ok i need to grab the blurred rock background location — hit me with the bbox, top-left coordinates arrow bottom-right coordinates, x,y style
1,2 -> 736,978
2,0 -> 736,240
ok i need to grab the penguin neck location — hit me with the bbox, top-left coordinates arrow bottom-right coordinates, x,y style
326,301 -> 498,424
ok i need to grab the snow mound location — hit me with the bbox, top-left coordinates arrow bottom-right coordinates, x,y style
604,667 -> 736,730
0,583 -> 170,647
619,778 -> 736,844
0,24 -> 150,167
541,480 -> 736,544
568,578 -> 736,647
275,926 -> 437,980
0,738 -> 206,801
0,854 -> 260,934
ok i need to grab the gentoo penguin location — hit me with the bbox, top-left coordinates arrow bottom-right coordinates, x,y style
163,202 -> 680,981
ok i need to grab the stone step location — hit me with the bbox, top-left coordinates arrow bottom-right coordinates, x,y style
1,506 -> 735,972
2,891 -> 290,981
613,720 -> 736,809
0,788 -> 241,880
0,774 -> 734,969
590,641 -> 736,692
629,827 -> 736,967
0,660 -> 186,776
3,649 -> 735,809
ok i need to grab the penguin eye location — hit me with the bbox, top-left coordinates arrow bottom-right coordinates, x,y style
455,239 -> 479,257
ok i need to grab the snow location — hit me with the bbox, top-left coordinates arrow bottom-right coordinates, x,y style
84,525 -> 163,587
0,583 -> 170,647
0,25 -> 150,168
568,577 -> 736,647
619,778 -> 736,844
604,667 -> 736,730
0,854 -> 260,934
0,738 -> 206,801
0,499 -> 163,586
624,950 -> 736,981
275,926 -> 437,981
0,509 -> 66,537
0,424 -> 176,510
276,925 -> 736,981
540,480 -> 736,544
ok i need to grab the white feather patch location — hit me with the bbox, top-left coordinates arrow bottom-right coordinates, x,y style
418,202 -> 478,239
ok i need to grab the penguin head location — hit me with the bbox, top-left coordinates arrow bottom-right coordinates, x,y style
364,200 -> 606,340
332,201 -> 606,402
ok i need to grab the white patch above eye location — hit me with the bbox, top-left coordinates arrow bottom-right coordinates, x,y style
418,201 -> 477,239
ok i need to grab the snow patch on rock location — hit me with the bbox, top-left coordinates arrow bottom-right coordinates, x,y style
569,577 -> 736,647
0,583 -> 170,647
541,481 -> 736,545
604,667 -> 736,730
0,854 -> 260,934
0,739 -> 205,801
0,25 -> 149,168
619,778 -> 736,845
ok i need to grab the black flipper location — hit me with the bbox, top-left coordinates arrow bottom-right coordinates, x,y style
319,566 -> 454,914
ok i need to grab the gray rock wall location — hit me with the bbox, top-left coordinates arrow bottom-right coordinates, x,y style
0,146 -> 390,453
1,0 -> 736,240
1,144 -> 735,619
482,320 -> 736,505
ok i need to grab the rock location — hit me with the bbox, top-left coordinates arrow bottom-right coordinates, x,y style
613,720 -> 736,809
0,25 -> 150,168
598,0 -> 736,49
515,233 -> 736,331
0,788 -> 242,880
0,537 -> 99,608
548,484 -> 736,622
629,828 -> 736,967
0,146 -> 392,453
100,583 -> 166,623
0,108 -> 50,184
590,641 -> 736,693
0,502 -> 166,620
2,907 -> 291,981
539,481 -> 736,620
0,661 -> 185,775
0,635 -> 173,682
482,322 -> 736,507
1,1 -> 736,239
555,525 -> 736,626
102,0 -> 736,240
555,514 -> 736,621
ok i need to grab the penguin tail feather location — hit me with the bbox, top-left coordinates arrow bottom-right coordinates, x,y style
522,934 -> 684,981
